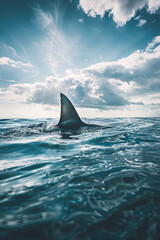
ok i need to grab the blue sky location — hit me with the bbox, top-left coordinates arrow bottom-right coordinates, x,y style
0,0 -> 160,118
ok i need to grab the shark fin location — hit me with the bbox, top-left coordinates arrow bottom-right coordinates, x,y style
56,93 -> 84,128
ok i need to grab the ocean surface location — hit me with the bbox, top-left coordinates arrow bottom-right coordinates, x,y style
0,117 -> 160,240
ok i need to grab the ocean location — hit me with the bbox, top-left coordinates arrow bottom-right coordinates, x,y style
0,118 -> 160,240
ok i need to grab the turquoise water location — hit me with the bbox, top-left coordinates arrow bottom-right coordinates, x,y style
0,118 -> 160,240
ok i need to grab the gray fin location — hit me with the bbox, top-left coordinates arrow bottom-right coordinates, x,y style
56,93 -> 84,128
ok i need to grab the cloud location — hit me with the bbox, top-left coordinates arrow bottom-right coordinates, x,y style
148,0 -> 160,13
0,73 -> 129,107
7,80 -> 16,83
135,16 -> 147,27
34,6 -> 53,29
147,35 -> 160,50
2,43 -> 20,59
0,57 -> 33,69
33,5 -> 78,73
78,18 -> 84,23
78,0 -> 160,26
0,36 -> 160,108
137,19 -> 147,27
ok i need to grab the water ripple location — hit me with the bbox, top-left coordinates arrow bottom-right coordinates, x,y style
0,118 -> 160,239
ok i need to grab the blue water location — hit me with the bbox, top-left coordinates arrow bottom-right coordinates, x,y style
0,118 -> 160,240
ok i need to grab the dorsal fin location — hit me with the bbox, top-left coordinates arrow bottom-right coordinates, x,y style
56,93 -> 84,128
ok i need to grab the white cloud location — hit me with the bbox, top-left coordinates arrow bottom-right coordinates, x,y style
0,57 -> 33,69
0,36 -> 160,109
78,18 -> 84,23
34,6 -> 78,73
78,0 -> 160,26
148,0 -> 160,13
134,15 -> 147,27
3,43 -> 20,59
7,80 -> 16,83
147,35 -> 160,50
34,6 -> 53,29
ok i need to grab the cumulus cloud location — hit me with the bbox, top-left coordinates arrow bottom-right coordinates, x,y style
0,36 -> 160,108
78,0 -> 160,26
0,57 -> 33,69
0,71 -> 130,107
148,0 -> 160,13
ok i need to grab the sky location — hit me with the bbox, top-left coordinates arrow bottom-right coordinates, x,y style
0,0 -> 160,118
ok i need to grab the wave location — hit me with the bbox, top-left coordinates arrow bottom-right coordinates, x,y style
0,118 -> 160,240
